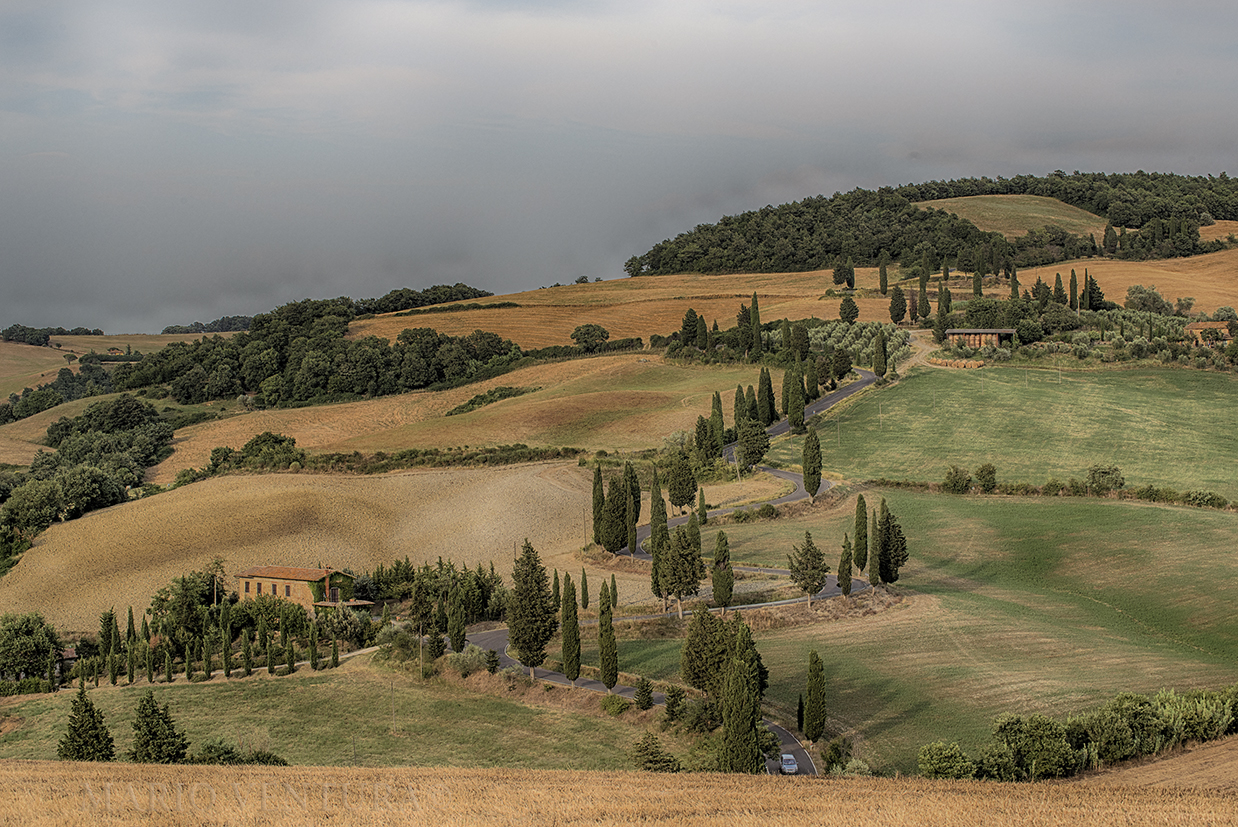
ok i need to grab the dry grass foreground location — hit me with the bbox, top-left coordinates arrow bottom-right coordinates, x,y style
2,762 -> 1235,827
0,463 -> 591,634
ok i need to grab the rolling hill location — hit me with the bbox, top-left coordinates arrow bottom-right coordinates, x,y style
916,194 -> 1110,240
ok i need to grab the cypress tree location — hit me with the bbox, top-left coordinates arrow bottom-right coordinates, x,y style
203,634 -> 213,680
1082,272 -> 1092,310
510,540 -> 557,677
331,638 -> 339,669
591,465 -> 605,545
562,574 -> 580,685
802,426 -> 821,500
787,531 -> 829,607
718,622 -> 763,774
127,689 -> 188,764
242,635 -> 253,677
164,651 -> 173,684
973,270 -> 982,297
877,499 -> 909,585
918,287 -> 931,320
712,531 -> 734,613
710,391 -> 725,458
878,250 -> 889,295
258,616 -> 269,653
797,694 -> 804,733
611,573 -> 618,609
698,487 -> 708,525
57,683 -> 115,761
757,368 -> 776,426
666,523 -> 705,619
581,568 -> 590,610
787,360 -> 805,433
695,314 -> 708,349
873,328 -> 888,378
310,623 -> 320,670
145,645 -> 154,684
1070,269 -> 1078,310
733,383 -> 747,425
745,385 -> 758,423
634,677 -> 654,710
141,616 -> 149,642
598,582 -> 617,692
1053,273 -> 1067,304
601,476 -> 627,554
626,493 -> 638,555
853,495 -> 868,572
680,609 -> 726,696
649,467 -> 668,607
804,357 -> 819,402
126,607 -> 136,646
839,296 -> 859,324
838,534 -> 853,597
908,290 -> 918,323
1010,268 -> 1020,300
624,461 -> 642,527
889,285 -> 907,325
803,650 -> 826,743
285,637 -> 295,674
108,652 -> 118,686
551,570 -> 560,609
938,282 -> 952,316
749,292 -> 761,356
127,646 -> 136,685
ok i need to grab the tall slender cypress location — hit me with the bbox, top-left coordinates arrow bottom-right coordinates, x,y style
853,495 -> 868,572
310,622 -> 320,670
733,383 -> 747,425
591,465 -> 605,545
1070,269 -> 1079,311
562,574 -> 580,684
802,426 -> 821,500
973,270 -> 982,297
712,531 -> 734,613
838,534 -> 853,598
581,568 -> 590,610
803,650 -> 826,743
710,391 -> 725,458
551,570 -> 560,609
649,467 -> 668,607
719,623 -> 763,773
749,292 -> 762,356
598,582 -> 617,692
611,573 -> 618,609
242,635 -> 253,677
878,250 -> 889,295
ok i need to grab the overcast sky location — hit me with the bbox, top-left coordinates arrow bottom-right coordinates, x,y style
2,1 -> 1234,332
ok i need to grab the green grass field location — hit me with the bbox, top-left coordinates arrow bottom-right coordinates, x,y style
717,490 -> 1238,771
0,653 -> 681,768
767,366 -> 1238,499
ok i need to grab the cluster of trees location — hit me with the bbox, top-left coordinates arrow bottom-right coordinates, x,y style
593,461 -> 646,556
919,685 -> 1238,781
161,315 -> 254,335
364,556 -> 508,636
1,325 -> 102,346
0,395 -> 174,562
679,610 -> 772,773
830,495 -> 909,599
627,172 -> 1236,280
0,361 -> 121,427
57,685 -> 286,764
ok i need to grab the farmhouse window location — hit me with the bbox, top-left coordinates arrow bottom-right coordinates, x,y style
329,587 -> 339,602
245,582 -> 250,594
285,585 -> 291,597
257,583 -> 262,595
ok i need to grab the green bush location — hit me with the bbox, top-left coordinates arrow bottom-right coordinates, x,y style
1183,490 -> 1228,509
755,503 -> 777,520
918,741 -> 976,779
975,463 -> 997,494
942,465 -> 972,494
444,643 -> 488,677
601,694 -> 631,716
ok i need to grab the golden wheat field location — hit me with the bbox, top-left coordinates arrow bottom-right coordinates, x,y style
2,762 -> 1235,827
0,463 -> 595,634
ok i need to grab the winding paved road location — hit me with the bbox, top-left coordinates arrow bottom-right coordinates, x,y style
471,368 -> 880,776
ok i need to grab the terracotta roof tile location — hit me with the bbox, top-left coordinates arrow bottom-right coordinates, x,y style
236,566 -> 335,582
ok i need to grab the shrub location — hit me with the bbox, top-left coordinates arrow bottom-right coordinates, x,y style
942,465 -> 972,494
664,686 -> 685,722
682,699 -> 718,733
601,694 -> 631,716
1041,478 -> 1064,497
975,463 -> 997,494
1065,478 -> 1087,497
820,737 -> 852,773
631,732 -> 682,772
634,677 -> 654,710
484,649 -> 500,674
918,741 -> 976,779
991,713 -> 1076,780
1086,465 -> 1125,495
1183,490 -> 1228,509
755,503 -> 777,520
444,643 -> 488,677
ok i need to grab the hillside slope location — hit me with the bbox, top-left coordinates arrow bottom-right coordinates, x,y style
916,194 -> 1109,240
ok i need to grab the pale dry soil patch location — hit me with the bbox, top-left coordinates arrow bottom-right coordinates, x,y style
2,762 -> 1234,827
0,463 -> 592,635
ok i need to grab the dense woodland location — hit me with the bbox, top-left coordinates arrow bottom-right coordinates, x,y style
629,171 -> 1237,277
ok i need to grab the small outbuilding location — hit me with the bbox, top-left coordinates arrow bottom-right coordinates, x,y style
945,328 -> 1016,349
1185,321 -> 1233,346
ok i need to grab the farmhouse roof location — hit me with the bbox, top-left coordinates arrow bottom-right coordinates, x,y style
1185,321 -> 1229,330
944,328 -> 1016,335
236,566 -> 351,582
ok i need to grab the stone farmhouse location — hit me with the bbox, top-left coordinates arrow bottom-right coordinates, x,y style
235,566 -> 373,615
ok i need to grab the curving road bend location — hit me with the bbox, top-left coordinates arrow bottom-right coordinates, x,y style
470,368 -> 880,776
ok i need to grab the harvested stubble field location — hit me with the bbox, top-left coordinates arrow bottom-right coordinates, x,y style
0,463 -> 594,634
1,762 -> 1235,827
711,490 -> 1238,772
349,270 -> 897,348
144,354 -> 768,482
0,340 -> 76,399
1077,733 -> 1238,792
